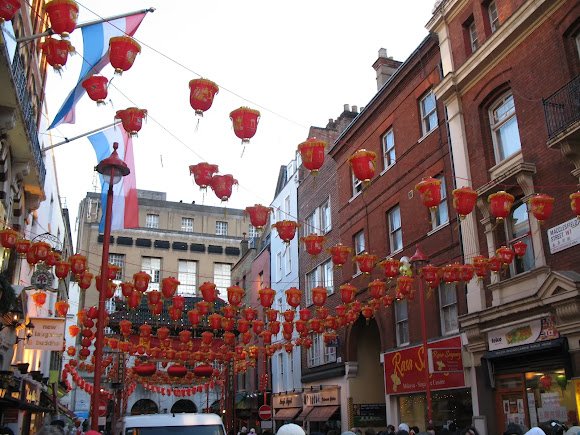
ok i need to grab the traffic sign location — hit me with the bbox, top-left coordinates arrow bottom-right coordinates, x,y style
98,403 -> 107,417
258,404 -> 272,420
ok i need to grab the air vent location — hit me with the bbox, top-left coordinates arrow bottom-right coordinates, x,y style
116,236 -> 133,246
172,241 -> 188,251
154,240 -> 170,249
208,245 -> 223,254
135,238 -> 152,248
225,246 -> 241,256
190,243 -> 205,253
97,234 -> 114,244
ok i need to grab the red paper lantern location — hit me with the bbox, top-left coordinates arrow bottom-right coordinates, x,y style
0,0 -> 21,22
139,324 -> 152,338
45,0 -> 78,37
237,319 -> 250,334
298,138 -> 327,175
45,250 -> 60,267
194,364 -> 214,378
69,254 -> 87,276
258,287 -> 276,308
242,307 -> 258,321
349,149 -> 376,184
133,271 -> 151,293
421,264 -> 439,284
31,241 -> 50,262
459,264 -> 474,283
32,291 -> 47,307
134,363 -> 156,377
68,325 -> 80,337
309,318 -> 324,333
452,186 -> 478,218
120,282 -> 134,298
226,285 -> 244,307
189,78 -> 219,116
252,320 -> 265,335
161,277 -> 180,299
311,287 -> 328,307
361,305 -> 374,321
109,36 -> 141,74
119,319 -> 132,337
339,283 -> 357,304
441,264 -> 460,283
528,194 -> 554,223
15,238 -> 31,255
127,290 -> 141,309
570,192 -> 580,218
197,301 -> 210,315
189,163 -> 219,190
66,346 -> 76,357
513,240 -> 527,258
328,243 -> 352,267
208,313 -> 222,330
223,331 -> 236,346
488,256 -> 502,273
301,234 -> 325,256
299,308 -> 311,321
230,107 -> 260,143
156,327 -> 170,340
354,252 -> 377,274
283,287 -> 301,309
0,228 -> 18,248
199,281 -> 218,303
295,319 -> 308,334
245,204 -> 272,230
26,245 -> 39,265
269,321 -> 281,335
55,300 -> 69,317
472,256 -> 488,279
368,279 -> 386,299
222,305 -> 236,319
168,306 -> 182,322
82,75 -> 108,104
488,191 -> 514,221
272,220 -> 299,244
335,305 -> 347,317
168,364 -> 188,378
316,307 -> 330,320
396,276 -> 414,296
187,309 -> 200,327
496,246 -> 515,265
115,107 -> 147,136
415,176 -> 442,210
210,174 -> 238,202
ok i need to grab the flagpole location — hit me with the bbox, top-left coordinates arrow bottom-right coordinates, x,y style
42,122 -> 121,153
16,7 -> 155,43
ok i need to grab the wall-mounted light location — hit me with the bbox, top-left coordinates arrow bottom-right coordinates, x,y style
16,321 -> 35,343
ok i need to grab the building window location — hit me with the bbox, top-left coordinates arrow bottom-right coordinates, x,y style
181,217 -> 193,232
145,214 -> 159,229
388,205 -> 403,253
304,259 -> 333,305
352,171 -> 363,196
469,21 -> 478,52
248,224 -> 258,239
507,202 -> 534,275
284,250 -> 291,275
284,196 -> 291,218
141,257 -> 161,291
420,90 -> 438,136
488,1 -> 499,33
322,260 -> 334,295
177,260 -> 197,295
278,353 -> 285,392
353,230 -> 365,274
108,253 -> 124,281
320,200 -> 331,233
307,333 -> 336,368
431,175 -> 449,230
382,129 -> 396,170
216,221 -> 228,236
305,211 -> 316,235
490,93 -> 521,162
439,283 -> 458,335
304,199 -> 332,235
395,299 -> 409,346
305,268 -> 319,306
213,263 -> 232,299
276,252 -> 283,282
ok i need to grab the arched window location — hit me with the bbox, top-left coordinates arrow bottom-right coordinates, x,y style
489,93 -> 521,162
130,399 -> 159,415
507,202 -> 534,275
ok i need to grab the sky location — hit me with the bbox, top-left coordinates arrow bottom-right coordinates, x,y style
44,1 -> 435,239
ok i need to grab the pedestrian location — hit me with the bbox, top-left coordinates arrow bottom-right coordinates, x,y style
365,429 -> 376,435
410,427 -> 420,435
524,429 -> 546,435
459,428 -> 479,435
35,428 -> 65,435
250,429 -> 257,435
505,423 -> 525,435
238,427 -> 248,435
397,424 -> 410,435
387,425 -> 396,435
277,424 -> 306,435
426,424 -> 436,435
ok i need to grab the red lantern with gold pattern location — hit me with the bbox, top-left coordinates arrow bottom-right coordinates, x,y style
54,260 -> 70,279
496,246 -> 515,265
82,75 -> 108,104
201,331 -> 214,346
223,331 -> 236,346
513,240 -> 527,258
295,319 -> 308,335
0,228 -> 18,249
109,36 -> 141,74
199,282 -> 218,303
285,287 -> 301,308
68,324 -> 80,337
272,220 -> 299,244
115,107 -> 147,136
161,277 -> 180,299
441,264 -> 460,283
353,252 -> 377,274
187,309 -> 200,327
147,290 -> 161,306
459,264 -> 474,283
237,319 -> 250,334
241,307 -> 257,322
245,204 -> 271,230
260,329 -> 272,345
197,301 -> 210,315
311,287 -> 328,307
452,186 -> 478,218
127,290 -> 141,310
78,271 -> 93,290
528,194 -> 554,223
396,276 -> 414,296
339,283 -> 357,304
119,319 -> 132,337
210,174 -> 238,202
323,332 -> 337,345
139,324 -> 152,338
309,318 -> 323,334
0,0 -> 22,22
69,254 -> 87,276
258,287 -> 276,308
349,149 -> 376,184
488,191 -> 515,221
189,163 -> 219,190
298,138 -> 327,175
379,258 -> 400,279
222,317 -> 235,331
415,176 -> 442,210
301,234 -> 325,256
157,327 -> 170,340
172,295 -> 185,311
230,107 -> 260,143
335,305 -> 347,317
421,264 -> 439,285
368,279 -> 386,299
208,313 -> 222,331
282,309 -> 295,323
120,282 -> 134,298
31,241 -> 50,262
189,78 -> 219,116
223,305 -> 237,319
55,300 -> 69,317
328,243 -> 352,267
361,305 -> 374,321
26,245 -> 39,265
570,192 -> 580,218
133,271 -> 150,293
299,308 -> 311,321
316,307 -> 329,320
488,256 -> 502,273
45,250 -> 60,267
269,320 -> 281,335
15,238 -> 31,255
226,285 -> 244,307
45,0 -> 78,37
472,256 -> 488,279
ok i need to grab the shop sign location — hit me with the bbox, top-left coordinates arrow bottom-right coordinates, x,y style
487,317 -> 559,351
383,336 -> 465,395
428,348 -> 463,373
273,392 -> 303,408
27,317 -> 66,351
353,403 -> 386,427
548,217 -> 580,254
304,387 -> 340,407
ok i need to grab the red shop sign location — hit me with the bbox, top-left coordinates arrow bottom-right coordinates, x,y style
383,335 -> 465,395
428,348 -> 463,373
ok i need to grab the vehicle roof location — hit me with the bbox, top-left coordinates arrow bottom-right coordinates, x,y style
122,413 -> 224,428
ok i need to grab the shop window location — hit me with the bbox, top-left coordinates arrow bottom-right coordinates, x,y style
145,213 -> 159,229
506,202 -> 534,276
353,230 -> 365,274
141,257 -> 161,291
398,389 -> 473,430
181,217 -> 193,232
439,283 -> 458,335
388,205 -> 403,253
213,263 -> 231,299
177,260 -> 197,295
395,299 -> 409,346
419,90 -> 438,136
382,128 -> 396,170
431,174 -> 449,230
215,221 -> 228,236
108,253 -> 124,281
489,92 -> 521,162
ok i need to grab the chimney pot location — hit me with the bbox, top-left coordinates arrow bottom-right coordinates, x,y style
352,105 -> 358,113
343,104 -> 350,112
378,48 -> 388,58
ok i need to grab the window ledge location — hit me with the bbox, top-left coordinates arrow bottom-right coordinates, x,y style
488,150 -> 523,180
349,191 -> 362,203
427,220 -> 450,236
442,329 -> 460,336
380,164 -> 395,177
390,248 -> 403,257
418,126 -> 438,143
352,271 -> 362,279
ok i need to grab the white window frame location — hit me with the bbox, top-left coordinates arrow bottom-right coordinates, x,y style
213,263 -> 232,299
141,257 -> 161,291
395,299 -> 409,346
439,283 -> 459,335
304,199 -> 332,235
284,250 -> 291,276
305,266 -> 320,306
284,196 -> 291,219
108,253 -> 124,281
382,129 -> 396,170
248,224 -> 258,239
469,21 -> 478,52
177,260 -> 197,296
506,202 -> 535,276
431,175 -> 449,230
145,213 -> 159,229
320,199 -> 332,234
305,210 -> 317,235
307,333 -> 337,368
276,252 -> 283,282
353,230 -> 365,274
322,259 -> 334,295
576,33 -> 580,59
388,205 -> 403,253
216,221 -> 228,236
352,171 -> 363,196
488,1 -> 499,33
278,353 -> 286,392
420,90 -> 438,136
181,217 -> 194,232
489,92 -> 522,162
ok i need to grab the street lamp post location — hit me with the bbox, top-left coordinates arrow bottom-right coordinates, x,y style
90,143 -> 130,431
409,245 -> 432,425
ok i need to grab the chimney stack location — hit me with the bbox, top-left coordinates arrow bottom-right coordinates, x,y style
241,233 -> 249,256
372,48 -> 402,91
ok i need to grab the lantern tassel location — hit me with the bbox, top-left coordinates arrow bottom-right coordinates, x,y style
194,118 -> 200,132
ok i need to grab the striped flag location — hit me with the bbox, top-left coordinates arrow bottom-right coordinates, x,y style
88,126 -> 139,231
48,12 -> 147,129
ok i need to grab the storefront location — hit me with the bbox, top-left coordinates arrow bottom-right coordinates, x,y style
272,392 -> 303,431
297,386 -> 342,435
383,335 -> 473,429
482,317 -> 579,433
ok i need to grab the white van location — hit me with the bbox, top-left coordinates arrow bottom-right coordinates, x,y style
120,412 -> 226,435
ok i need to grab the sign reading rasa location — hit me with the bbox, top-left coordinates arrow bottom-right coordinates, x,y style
27,318 -> 66,351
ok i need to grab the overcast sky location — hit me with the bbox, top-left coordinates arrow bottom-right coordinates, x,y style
44,1 -> 434,238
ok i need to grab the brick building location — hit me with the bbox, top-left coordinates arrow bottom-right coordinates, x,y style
427,0 -> 580,432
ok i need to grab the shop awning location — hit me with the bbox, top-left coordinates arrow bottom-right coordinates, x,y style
274,407 -> 301,420
294,407 -> 312,421
307,406 -> 339,421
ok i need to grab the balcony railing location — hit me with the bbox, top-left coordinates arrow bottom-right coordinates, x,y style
543,74 -> 580,140
10,52 -> 46,188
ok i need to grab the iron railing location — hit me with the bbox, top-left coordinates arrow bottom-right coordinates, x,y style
10,52 -> 46,188
543,74 -> 580,140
